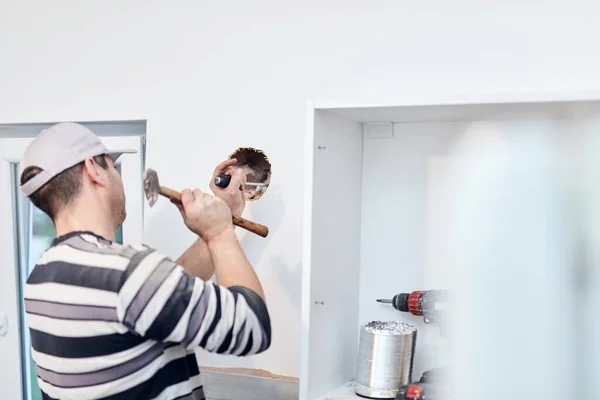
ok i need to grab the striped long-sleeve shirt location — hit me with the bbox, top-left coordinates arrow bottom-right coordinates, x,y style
24,231 -> 271,400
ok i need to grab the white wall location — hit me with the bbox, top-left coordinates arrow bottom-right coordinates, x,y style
1,0 -> 600,379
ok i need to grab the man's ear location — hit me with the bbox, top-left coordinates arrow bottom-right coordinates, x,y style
82,157 -> 106,186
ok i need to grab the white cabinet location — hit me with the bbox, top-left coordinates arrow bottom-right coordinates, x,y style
301,97 -> 600,400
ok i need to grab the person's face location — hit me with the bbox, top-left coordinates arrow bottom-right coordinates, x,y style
104,156 -> 127,228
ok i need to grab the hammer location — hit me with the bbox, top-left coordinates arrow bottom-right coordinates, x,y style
143,168 -> 269,238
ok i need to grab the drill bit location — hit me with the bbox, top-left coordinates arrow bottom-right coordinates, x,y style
376,299 -> 393,303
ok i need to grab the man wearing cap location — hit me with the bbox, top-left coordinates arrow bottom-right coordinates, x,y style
19,122 -> 271,400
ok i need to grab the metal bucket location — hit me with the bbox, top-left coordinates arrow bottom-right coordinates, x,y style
355,321 -> 417,399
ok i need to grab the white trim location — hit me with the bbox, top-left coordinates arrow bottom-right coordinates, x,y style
299,100 -> 315,400
0,115 -> 149,125
313,90 -> 600,110
0,121 -> 146,139
0,140 -> 28,400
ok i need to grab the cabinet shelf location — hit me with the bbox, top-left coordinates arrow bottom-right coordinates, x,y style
301,97 -> 600,400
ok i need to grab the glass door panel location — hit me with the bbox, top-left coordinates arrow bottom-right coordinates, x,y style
11,162 -> 127,400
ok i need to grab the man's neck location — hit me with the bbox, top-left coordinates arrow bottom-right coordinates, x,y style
54,210 -> 116,242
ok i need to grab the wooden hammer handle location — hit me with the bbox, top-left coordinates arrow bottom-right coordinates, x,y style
160,186 -> 182,203
159,186 -> 269,238
231,216 -> 269,238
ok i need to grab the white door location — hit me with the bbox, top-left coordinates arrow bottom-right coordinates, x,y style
0,136 -> 144,400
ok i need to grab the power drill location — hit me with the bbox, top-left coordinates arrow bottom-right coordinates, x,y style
377,290 -> 451,400
376,289 -> 449,328
395,368 -> 451,400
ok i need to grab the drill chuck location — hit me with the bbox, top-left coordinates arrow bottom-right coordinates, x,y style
394,293 -> 411,312
377,290 -> 449,324
378,292 -> 423,315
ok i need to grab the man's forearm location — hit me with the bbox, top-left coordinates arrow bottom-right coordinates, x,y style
176,238 -> 215,281
207,229 -> 265,300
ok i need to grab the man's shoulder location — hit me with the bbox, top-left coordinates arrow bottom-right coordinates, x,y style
46,232 -> 162,265
26,232 -> 173,294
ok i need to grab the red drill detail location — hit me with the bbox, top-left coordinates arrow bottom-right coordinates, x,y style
405,385 -> 423,399
407,291 -> 422,316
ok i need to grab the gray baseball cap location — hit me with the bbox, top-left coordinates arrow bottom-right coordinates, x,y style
19,122 -> 137,197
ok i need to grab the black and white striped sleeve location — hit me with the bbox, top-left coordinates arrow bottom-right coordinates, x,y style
116,249 -> 271,355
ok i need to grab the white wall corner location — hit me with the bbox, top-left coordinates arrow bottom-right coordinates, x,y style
363,122 -> 394,138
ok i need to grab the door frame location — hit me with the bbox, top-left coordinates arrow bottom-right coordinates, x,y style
0,134 -> 145,400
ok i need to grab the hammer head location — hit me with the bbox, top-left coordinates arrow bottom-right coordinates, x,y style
143,168 -> 160,207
